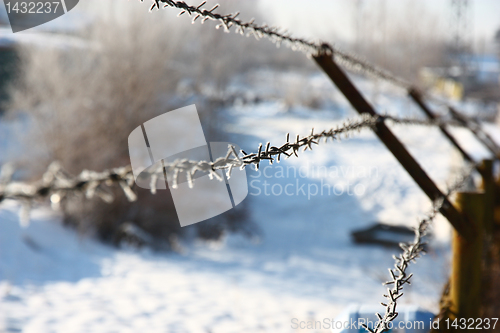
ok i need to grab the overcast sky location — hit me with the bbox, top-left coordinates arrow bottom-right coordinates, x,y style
258,0 -> 500,50
1,0 -> 499,52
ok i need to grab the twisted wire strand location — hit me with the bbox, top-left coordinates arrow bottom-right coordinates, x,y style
0,115 -> 465,221
142,0 -> 410,88
364,164 -> 474,333
0,108 -> 476,329
448,107 -> 500,155
143,0 -> 498,130
2,1 -> 487,326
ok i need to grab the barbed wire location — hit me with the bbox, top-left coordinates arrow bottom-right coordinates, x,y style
448,107 -> 500,156
0,113 -> 474,327
0,114 -> 466,225
142,0 -> 410,88
1,2 -> 489,327
364,164 -> 474,333
0,102 -> 477,331
142,0 -> 500,132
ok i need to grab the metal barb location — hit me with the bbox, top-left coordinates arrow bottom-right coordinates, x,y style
367,163 -> 473,333
0,115 -> 472,210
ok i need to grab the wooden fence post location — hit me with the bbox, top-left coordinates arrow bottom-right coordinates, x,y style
409,89 -> 500,164
450,192 -> 484,327
448,107 -> 500,159
495,175 -> 500,227
481,159 -> 500,321
479,159 -> 494,236
408,89 -> 475,165
313,53 -> 475,240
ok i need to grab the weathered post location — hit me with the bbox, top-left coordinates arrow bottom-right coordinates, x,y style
450,192 -> 484,328
313,53 -> 475,240
480,159 -> 500,321
448,107 -> 500,159
408,89 -> 475,165
479,159 -> 494,236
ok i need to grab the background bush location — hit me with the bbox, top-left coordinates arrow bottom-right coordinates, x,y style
5,1 -> 274,247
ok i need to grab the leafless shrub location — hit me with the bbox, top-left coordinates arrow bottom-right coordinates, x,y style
281,77 -> 325,110
6,10 -> 186,242
6,1 -> 257,245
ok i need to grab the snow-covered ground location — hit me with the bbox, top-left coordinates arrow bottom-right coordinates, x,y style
1,70 -> 499,332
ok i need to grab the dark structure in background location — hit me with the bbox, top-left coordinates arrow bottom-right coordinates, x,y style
449,0 -> 472,64
418,0 -> 500,106
448,0 -> 499,102
351,223 -> 417,248
0,41 -> 18,114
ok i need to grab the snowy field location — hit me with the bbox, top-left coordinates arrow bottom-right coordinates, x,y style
1,70 -> 499,332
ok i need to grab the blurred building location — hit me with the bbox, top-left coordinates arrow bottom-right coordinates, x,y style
420,1 -> 499,103
419,54 -> 500,102
0,3 -> 90,113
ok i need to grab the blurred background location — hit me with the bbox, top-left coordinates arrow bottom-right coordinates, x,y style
0,0 -> 499,332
